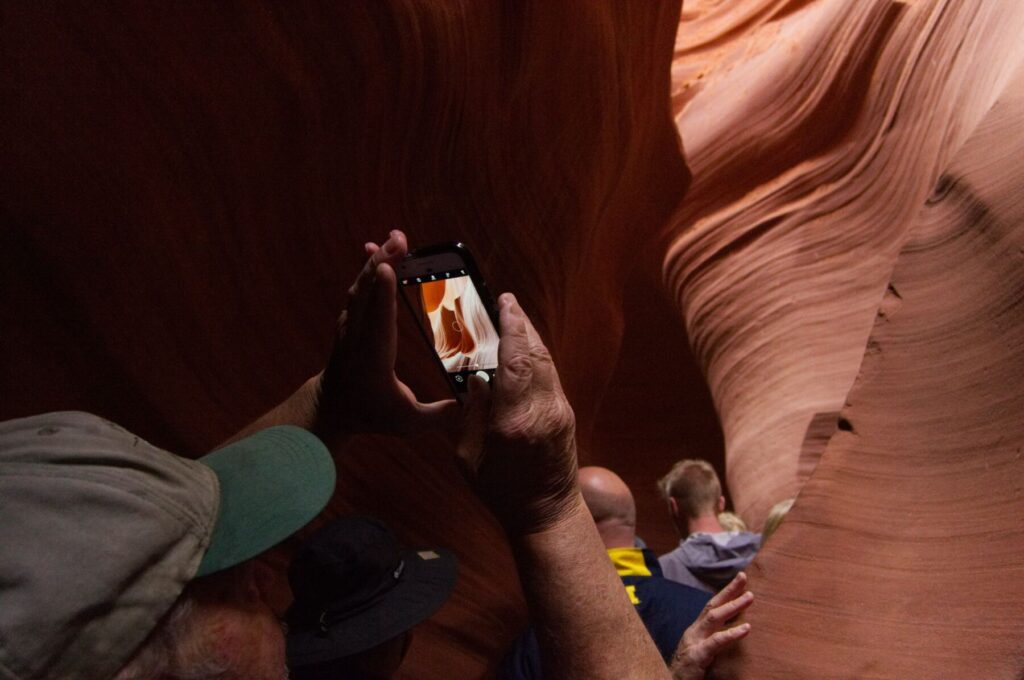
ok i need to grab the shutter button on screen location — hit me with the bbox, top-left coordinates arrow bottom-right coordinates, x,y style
475,371 -> 490,382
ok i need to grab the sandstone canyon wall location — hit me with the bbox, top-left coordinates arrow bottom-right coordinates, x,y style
2,1 -> 1022,677
668,1 -> 1024,675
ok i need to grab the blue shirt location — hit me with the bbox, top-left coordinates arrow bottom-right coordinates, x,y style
497,547 -> 711,679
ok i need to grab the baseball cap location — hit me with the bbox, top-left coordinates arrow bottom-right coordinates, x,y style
0,411 -> 336,680
286,516 -> 458,669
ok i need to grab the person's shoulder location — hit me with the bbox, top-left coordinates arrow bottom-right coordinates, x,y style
716,530 -> 763,550
657,548 -> 707,590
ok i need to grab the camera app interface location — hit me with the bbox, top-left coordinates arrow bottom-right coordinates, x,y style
401,269 -> 499,386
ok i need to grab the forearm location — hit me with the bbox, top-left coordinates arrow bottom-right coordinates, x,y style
219,374 -> 325,447
509,495 -> 671,680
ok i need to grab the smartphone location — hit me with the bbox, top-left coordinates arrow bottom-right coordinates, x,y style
397,242 -> 500,396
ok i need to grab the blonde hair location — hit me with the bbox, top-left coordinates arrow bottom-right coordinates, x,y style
762,498 -> 796,542
658,459 -> 722,518
717,511 -> 747,532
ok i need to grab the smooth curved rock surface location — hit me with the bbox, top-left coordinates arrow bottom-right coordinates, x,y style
718,58 -> 1024,679
666,0 -> 1024,525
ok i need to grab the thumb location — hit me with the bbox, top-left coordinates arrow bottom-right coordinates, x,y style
456,375 -> 492,476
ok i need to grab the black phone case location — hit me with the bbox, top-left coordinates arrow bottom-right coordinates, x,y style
399,242 -> 500,398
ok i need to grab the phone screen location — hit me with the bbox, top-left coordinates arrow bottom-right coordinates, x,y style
400,267 -> 499,388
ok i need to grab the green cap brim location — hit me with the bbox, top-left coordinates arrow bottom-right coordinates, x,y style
195,426 -> 335,577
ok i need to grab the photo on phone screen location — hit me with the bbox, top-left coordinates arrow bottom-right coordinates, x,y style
399,265 -> 499,390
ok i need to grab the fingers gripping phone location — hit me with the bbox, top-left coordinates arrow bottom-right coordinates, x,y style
397,242 -> 500,397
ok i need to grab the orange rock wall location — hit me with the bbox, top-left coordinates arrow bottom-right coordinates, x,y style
1,3 -> 688,677
719,58 -> 1024,678
668,0 -> 1024,525
666,0 -> 1024,676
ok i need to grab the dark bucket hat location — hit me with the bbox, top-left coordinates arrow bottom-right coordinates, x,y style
286,516 -> 458,667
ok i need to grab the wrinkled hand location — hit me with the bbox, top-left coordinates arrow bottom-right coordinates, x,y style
314,230 -> 458,438
457,293 -> 578,536
671,572 -> 754,680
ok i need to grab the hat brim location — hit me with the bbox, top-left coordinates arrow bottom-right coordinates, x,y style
287,546 -> 457,665
196,426 -> 335,577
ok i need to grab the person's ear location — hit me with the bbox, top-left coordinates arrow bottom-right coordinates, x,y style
718,496 -> 726,513
250,558 -> 292,614
189,561 -> 262,605
230,562 -> 263,603
669,497 -> 679,518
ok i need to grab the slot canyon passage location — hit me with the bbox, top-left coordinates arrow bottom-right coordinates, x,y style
2,1 -> 1022,677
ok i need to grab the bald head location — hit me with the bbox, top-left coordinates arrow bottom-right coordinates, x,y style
579,466 -> 636,549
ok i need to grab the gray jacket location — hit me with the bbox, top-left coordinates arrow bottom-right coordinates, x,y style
658,531 -> 762,592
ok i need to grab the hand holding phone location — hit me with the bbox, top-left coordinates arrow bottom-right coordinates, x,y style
397,243 -> 501,396
455,292 -> 579,535
314,231 -> 459,439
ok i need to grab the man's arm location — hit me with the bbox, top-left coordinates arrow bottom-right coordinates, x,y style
459,294 -> 670,680
510,498 -> 670,679
220,375 -> 322,446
